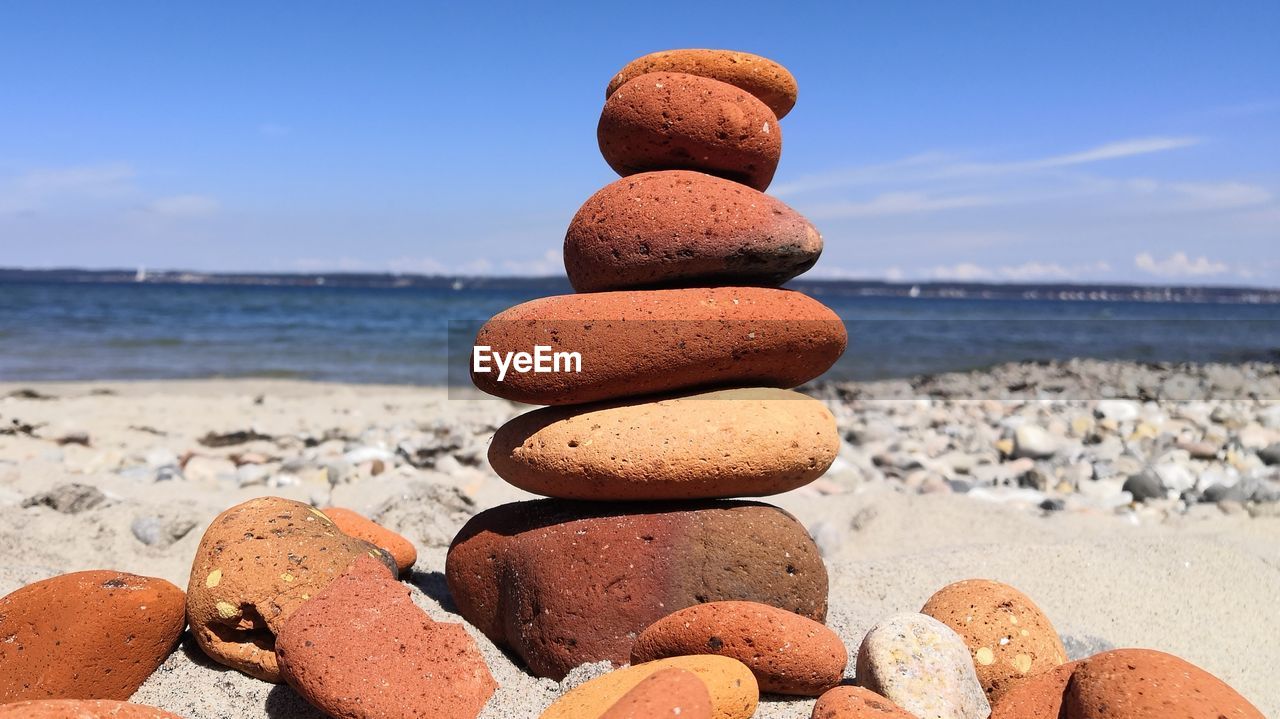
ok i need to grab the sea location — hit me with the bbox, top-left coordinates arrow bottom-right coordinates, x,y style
1,273 -> 1278,385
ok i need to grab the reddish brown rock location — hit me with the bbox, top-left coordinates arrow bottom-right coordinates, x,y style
811,686 -> 917,718
322,506 -> 418,574
607,49 -> 798,119
470,287 -> 846,406
990,662 -> 1076,719
185,496 -> 397,682
598,72 -> 782,191
0,571 -> 185,703
921,579 -> 1067,701
276,556 -> 495,719
564,171 -> 821,292
490,388 -> 838,501
631,600 -> 846,695
446,499 -> 828,679
0,700 -> 185,718
1064,649 -> 1263,719
599,668 -> 714,719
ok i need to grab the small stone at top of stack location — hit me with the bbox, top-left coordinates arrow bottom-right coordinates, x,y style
450,48 -> 846,684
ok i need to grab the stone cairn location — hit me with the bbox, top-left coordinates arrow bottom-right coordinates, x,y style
450,49 -> 848,686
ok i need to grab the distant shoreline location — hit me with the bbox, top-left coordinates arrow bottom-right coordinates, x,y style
3,266 -> 1279,303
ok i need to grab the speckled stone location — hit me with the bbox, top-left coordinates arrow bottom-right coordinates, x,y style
1065,649 -> 1263,719
540,656 -> 757,719
812,686 -> 918,718
0,700 -> 185,718
855,613 -> 990,719
607,49 -> 798,119
470,287 -> 846,406
631,600 -> 846,695
598,72 -> 782,191
0,571 -> 185,702
276,556 -> 495,719
322,506 -> 418,574
921,579 -> 1067,701
990,662 -> 1075,719
447,499 -> 828,679
599,668 -> 713,719
564,171 -> 821,292
489,388 -> 838,501
185,496 -> 397,682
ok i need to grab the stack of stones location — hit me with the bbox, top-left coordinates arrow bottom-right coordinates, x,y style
450,49 -> 849,682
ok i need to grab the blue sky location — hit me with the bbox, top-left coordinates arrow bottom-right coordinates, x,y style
1,1 -> 1277,285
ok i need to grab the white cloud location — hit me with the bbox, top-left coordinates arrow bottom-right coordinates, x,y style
1133,251 -> 1229,277
923,260 -> 1114,282
145,194 -> 220,218
501,248 -> 561,275
807,192 -> 995,219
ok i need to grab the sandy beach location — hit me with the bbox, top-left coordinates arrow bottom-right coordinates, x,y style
1,360 -> 1277,718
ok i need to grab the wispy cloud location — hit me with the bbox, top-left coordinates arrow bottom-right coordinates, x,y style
806,191 -> 996,219
144,194 -> 220,218
1030,137 -> 1200,168
258,122 -> 292,137
925,260 -> 1113,282
772,136 -> 1202,198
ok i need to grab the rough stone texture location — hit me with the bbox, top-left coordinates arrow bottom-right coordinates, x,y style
598,668 -> 713,719
447,499 -> 828,679
1064,648 -> 1264,719
606,49 -> 798,119
490,388 -> 838,501
564,171 -> 821,292
185,496 -> 396,682
631,600 -> 846,696
856,613 -> 991,719
322,506 -> 418,574
276,556 -> 496,719
540,656 -> 757,719
812,686 -> 918,718
921,579 -> 1068,701
598,72 -> 782,191
0,700 -> 185,719
0,571 -> 185,702
471,287 -> 846,406
990,662 -> 1075,719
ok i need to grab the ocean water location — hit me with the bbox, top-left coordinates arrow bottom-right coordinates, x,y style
1,280 -> 1277,385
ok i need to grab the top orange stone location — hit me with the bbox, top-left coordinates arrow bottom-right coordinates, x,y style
607,49 -> 798,119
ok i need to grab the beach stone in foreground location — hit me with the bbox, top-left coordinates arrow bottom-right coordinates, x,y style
447,499 -> 828,679
599,72 -> 781,191
0,571 -> 185,702
812,686 -> 918,718
541,656 -> 757,719
856,613 -> 990,719
490,388 -> 838,500
471,287 -> 846,405
1064,648 -> 1263,719
989,662 -> 1075,719
631,600 -> 846,695
564,171 -> 821,292
599,668 -> 714,719
921,579 -> 1067,701
0,700 -> 185,718
607,49 -> 798,119
276,556 -> 496,719
186,496 -> 396,682
322,506 -> 418,574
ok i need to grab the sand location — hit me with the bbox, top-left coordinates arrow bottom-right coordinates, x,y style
0,376 -> 1276,717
